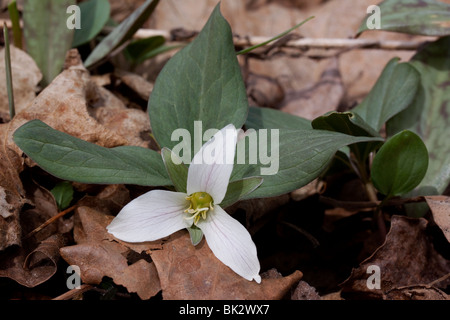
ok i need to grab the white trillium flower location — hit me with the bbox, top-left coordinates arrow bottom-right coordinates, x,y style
107,124 -> 261,283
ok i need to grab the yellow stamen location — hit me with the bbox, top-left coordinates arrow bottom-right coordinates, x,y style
185,192 -> 214,225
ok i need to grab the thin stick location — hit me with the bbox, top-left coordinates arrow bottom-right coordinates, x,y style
0,18 -> 428,52
23,205 -> 77,240
53,284 -> 94,300
427,273 -> 450,288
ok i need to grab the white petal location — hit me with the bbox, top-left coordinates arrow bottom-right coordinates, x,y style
187,124 -> 237,204
197,205 -> 261,283
107,190 -> 190,242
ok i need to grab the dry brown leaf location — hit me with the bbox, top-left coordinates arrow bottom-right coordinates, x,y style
291,280 -> 322,300
6,51 -> 128,153
0,176 -> 67,287
93,107 -> 153,148
60,206 -> 161,299
425,195 -> 450,243
280,58 -> 344,120
340,215 -> 450,299
0,123 -> 26,250
0,46 -> 42,116
114,69 -> 154,101
0,234 -> 65,288
149,230 -> 302,300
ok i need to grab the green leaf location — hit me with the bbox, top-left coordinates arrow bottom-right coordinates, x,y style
312,111 -> 380,137
236,16 -> 314,55
148,4 -> 248,155
8,0 -> 22,49
371,130 -> 428,197
51,181 -> 74,211
387,36 -> 450,198
124,36 -> 180,65
220,177 -> 263,209
161,147 -> 188,193
13,120 -> 171,186
230,129 -> 384,199
358,0 -> 450,37
245,106 -> 311,130
84,0 -> 159,68
187,225 -> 203,246
23,0 -> 75,86
312,111 -> 382,163
72,0 -> 110,47
352,58 -> 420,132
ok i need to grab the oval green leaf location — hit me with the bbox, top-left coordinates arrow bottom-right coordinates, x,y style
72,0 -> 110,47
352,58 -> 420,132
371,130 -> 429,197
148,4 -> 248,155
13,120 -> 171,187
246,106 -> 311,130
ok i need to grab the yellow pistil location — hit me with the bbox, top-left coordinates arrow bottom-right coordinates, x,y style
185,192 -> 214,225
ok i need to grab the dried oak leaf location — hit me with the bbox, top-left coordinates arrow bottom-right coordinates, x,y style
340,215 -> 450,299
6,54 -> 128,152
425,195 -> 450,243
114,69 -> 154,101
291,280 -> 322,300
0,180 -> 66,287
0,232 -> 65,288
60,206 -> 161,300
279,57 -> 344,120
149,230 -> 303,300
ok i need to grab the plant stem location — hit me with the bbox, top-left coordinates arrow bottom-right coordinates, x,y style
3,23 -> 15,119
7,0 -> 22,49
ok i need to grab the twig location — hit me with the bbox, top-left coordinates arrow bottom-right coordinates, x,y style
0,18 -> 428,52
53,284 -> 94,300
23,205 -> 77,240
427,273 -> 450,288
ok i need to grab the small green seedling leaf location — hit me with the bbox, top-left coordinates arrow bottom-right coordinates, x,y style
371,130 -> 429,197
13,120 -> 171,187
246,106 -> 311,130
84,0 -> 159,68
72,0 -> 110,47
51,181 -> 74,211
161,147 -> 188,193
